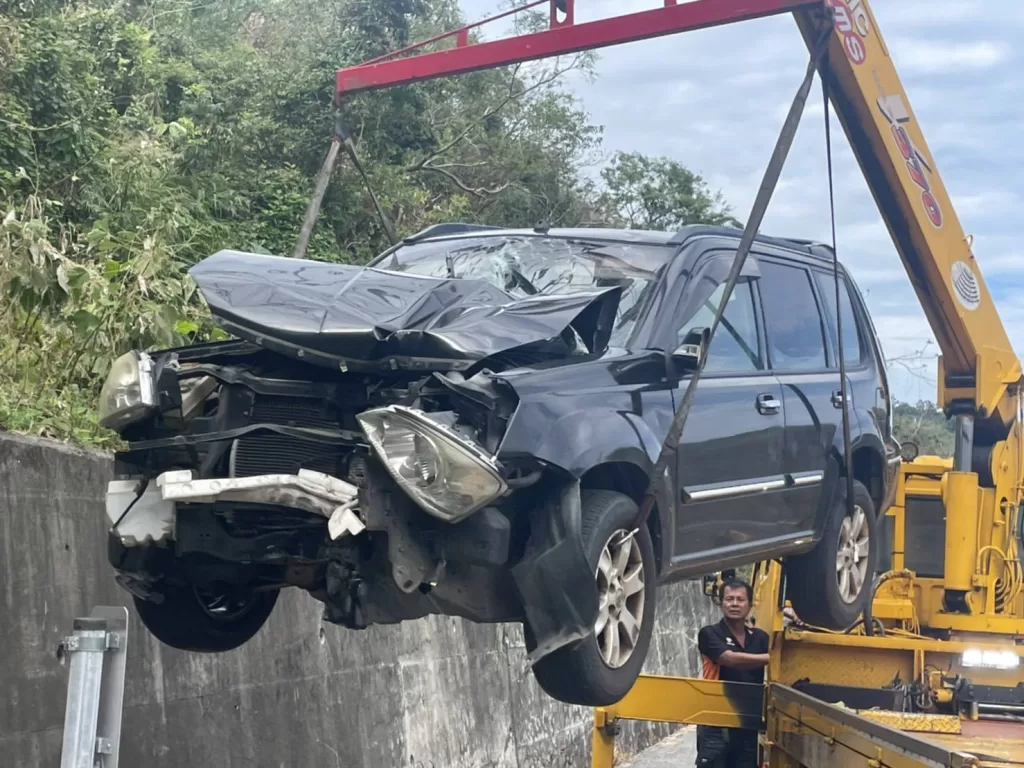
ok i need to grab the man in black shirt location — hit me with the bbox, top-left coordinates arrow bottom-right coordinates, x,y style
696,578 -> 769,768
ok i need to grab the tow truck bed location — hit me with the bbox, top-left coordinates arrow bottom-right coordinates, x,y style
594,676 -> 1024,768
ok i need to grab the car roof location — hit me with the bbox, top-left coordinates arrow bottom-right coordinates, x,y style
399,223 -> 841,266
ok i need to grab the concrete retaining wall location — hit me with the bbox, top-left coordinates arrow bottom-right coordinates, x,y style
0,433 -> 713,767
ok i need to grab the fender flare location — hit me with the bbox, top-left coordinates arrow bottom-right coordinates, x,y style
510,477 -> 599,663
812,428 -> 887,537
504,406 -> 674,661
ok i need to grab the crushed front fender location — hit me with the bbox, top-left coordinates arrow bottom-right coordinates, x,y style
511,477 -> 599,664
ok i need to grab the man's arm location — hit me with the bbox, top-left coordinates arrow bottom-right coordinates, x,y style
717,650 -> 769,669
719,627 -> 770,669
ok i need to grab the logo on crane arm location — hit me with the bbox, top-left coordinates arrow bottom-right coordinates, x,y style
876,90 -> 944,228
951,261 -> 981,311
829,0 -> 871,65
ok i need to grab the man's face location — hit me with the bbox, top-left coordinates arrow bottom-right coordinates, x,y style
721,586 -> 751,621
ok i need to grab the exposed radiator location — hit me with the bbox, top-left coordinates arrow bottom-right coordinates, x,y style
229,395 -> 347,478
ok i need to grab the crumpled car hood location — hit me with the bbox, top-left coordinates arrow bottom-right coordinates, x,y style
189,250 -> 621,371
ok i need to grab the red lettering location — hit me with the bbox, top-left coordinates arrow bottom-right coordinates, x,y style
907,157 -> 928,191
892,125 -> 912,160
829,1 -> 867,65
923,192 -> 942,227
833,4 -> 853,33
844,35 -> 866,64
877,90 -> 943,229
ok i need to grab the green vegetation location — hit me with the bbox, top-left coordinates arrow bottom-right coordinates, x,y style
892,400 -> 954,458
0,0 -> 738,446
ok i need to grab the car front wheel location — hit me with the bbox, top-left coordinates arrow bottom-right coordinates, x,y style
530,489 -> 658,706
786,478 -> 877,629
133,583 -> 279,653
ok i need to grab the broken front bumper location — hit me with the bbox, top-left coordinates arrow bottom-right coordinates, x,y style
105,468 -> 365,547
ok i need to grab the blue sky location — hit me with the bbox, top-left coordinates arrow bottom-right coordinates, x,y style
455,0 -> 1024,404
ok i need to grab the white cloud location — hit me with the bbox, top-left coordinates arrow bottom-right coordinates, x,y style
455,0 -> 1024,403
950,189 -> 1021,218
889,38 -> 1011,74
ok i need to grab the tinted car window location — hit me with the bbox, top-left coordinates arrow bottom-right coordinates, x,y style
813,270 -> 864,366
759,260 -> 828,372
676,280 -> 762,373
378,236 -> 669,347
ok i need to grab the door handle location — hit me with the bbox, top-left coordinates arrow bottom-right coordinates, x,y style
756,393 -> 781,415
831,390 -> 845,408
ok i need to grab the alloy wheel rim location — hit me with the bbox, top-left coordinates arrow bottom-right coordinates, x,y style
595,529 -> 646,669
836,504 -> 870,604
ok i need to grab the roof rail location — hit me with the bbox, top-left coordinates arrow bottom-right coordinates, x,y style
666,226 -> 839,260
784,237 -> 835,252
402,222 -> 503,243
666,224 -> 735,246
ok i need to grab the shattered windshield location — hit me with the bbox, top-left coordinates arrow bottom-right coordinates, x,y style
377,235 -> 669,346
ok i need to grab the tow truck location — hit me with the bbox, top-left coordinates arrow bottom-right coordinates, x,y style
328,1 -> 1024,766
57,1 -> 1024,766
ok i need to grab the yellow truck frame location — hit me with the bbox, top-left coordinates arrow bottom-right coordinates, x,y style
332,2 -> 1024,765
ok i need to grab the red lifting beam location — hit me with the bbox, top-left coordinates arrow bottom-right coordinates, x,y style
336,0 -> 821,97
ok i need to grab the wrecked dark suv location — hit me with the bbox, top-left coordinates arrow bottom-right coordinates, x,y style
101,223 -> 899,706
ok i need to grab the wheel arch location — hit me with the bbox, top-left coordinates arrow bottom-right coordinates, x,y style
811,430 -> 886,543
851,442 -> 885,514
501,406 -> 674,576
580,461 -> 666,576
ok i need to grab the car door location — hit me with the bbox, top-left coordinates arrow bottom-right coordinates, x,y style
669,253 -> 788,567
757,256 -> 841,539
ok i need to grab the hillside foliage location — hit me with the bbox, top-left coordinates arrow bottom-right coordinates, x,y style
0,0 -> 755,445
892,399 -> 954,458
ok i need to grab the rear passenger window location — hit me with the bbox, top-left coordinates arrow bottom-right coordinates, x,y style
759,261 -> 828,372
813,270 -> 864,366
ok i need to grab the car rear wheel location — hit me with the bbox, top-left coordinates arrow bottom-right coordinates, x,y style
786,478 -> 877,629
530,489 -> 657,706
133,583 -> 279,653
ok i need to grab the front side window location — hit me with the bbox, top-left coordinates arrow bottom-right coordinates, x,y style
377,236 -> 669,346
676,280 -> 763,374
759,260 -> 828,372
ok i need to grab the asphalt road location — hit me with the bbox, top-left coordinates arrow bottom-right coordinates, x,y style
618,727 -> 697,767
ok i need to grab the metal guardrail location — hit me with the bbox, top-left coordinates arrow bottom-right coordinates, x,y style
58,606 -> 129,768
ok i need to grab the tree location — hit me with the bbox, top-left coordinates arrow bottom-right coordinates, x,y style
0,0 -> 739,445
595,150 -> 740,231
892,400 -> 954,458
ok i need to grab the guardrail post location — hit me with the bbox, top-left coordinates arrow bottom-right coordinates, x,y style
58,606 -> 129,768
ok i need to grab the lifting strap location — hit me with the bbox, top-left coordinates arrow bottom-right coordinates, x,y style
291,110 -> 398,260
632,31 -> 832,534
821,43 -> 871,634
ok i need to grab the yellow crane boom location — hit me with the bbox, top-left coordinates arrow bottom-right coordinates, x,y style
794,3 -> 1021,432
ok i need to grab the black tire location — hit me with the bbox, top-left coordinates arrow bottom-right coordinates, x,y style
786,479 -> 877,629
133,583 -> 279,653
530,489 -> 658,706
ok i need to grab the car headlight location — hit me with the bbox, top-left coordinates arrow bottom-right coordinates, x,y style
98,351 -> 157,431
356,405 -> 507,523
